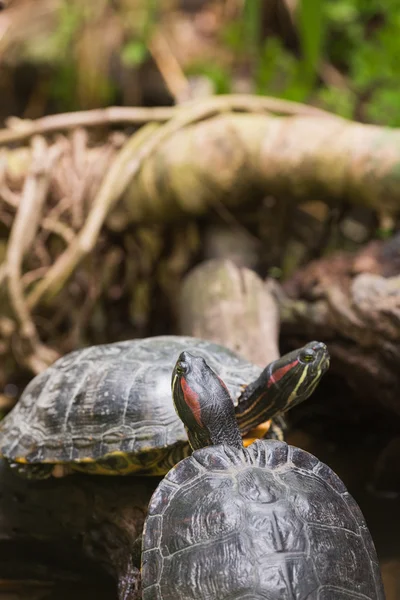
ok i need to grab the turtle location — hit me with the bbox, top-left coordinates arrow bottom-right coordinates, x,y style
0,335 -> 329,479
140,352 -> 385,600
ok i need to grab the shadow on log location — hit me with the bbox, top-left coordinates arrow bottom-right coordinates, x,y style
0,460 -> 159,599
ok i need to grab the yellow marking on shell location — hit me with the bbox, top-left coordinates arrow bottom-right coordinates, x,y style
15,457 -> 28,464
72,459 -> 139,476
242,419 -> 272,447
72,463 -> 141,475
71,449 -> 170,476
107,450 -> 131,457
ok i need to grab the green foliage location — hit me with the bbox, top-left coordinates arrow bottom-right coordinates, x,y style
49,2 -> 83,60
22,0 -> 400,126
121,0 -> 157,67
376,225 -> 395,240
121,41 -> 148,67
47,2 -> 84,110
317,86 -> 356,119
295,0 -> 400,125
349,12 -> 400,126
243,0 -> 262,59
255,38 -> 309,102
49,0 -> 158,109
189,0 -> 400,127
298,0 -> 324,82
186,62 -> 232,95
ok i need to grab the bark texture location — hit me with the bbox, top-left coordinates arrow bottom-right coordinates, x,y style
0,459 -> 159,599
178,259 -> 280,367
279,234 -> 400,416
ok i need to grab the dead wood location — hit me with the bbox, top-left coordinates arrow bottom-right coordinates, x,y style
178,259 -> 279,367
0,95 -> 330,147
1,94 -> 400,391
0,459 -> 159,599
278,234 -> 400,417
0,261 -> 279,599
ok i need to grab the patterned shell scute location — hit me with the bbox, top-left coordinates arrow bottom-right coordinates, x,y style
142,440 -> 385,600
0,336 -> 261,463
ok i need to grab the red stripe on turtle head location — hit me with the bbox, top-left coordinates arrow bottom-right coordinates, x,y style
267,359 -> 299,388
180,377 -> 203,427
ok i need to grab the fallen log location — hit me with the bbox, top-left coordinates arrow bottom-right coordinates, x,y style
0,259 -> 280,599
0,459 -> 159,599
2,95 -> 400,384
279,233 -> 400,417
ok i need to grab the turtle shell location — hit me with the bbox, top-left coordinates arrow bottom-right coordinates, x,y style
142,440 -> 385,600
0,336 -> 260,470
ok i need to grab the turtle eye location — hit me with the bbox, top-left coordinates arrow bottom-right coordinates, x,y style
300,348 -> 315,363
176,362 -> 188,375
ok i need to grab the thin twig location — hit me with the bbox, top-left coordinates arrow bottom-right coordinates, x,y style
0,185 -> 18,207
27,123 -> 161,307
70,128 -> 88,227
5,136 -> 60,370
41,218 -> 76,245
0,94 -> 338,147
148,31 -> 192,103
0,106 -> 175,146
0,263 -> 6,286
0,149 -> 18,206
21,266 -> 48,288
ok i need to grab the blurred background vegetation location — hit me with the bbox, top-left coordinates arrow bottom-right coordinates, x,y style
1,3 -> 400,596
1,0 -> 400,125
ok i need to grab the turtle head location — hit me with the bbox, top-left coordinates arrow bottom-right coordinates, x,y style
273,341 -> 330,410
172,351 -> 243,451
236,341 -> 330,433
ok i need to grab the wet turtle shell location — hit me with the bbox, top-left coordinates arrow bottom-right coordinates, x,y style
141,440 -> 385,600
0,336 -> 261,476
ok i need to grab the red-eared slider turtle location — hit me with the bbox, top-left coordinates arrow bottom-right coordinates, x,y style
0,336 -> 329,479
141,352 -> 384,600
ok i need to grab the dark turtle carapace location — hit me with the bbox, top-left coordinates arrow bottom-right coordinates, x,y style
140,352 -> 384,600
0,336 -> 329,479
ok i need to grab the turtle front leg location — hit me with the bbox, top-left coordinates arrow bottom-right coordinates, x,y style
266,415 -> 288,441
243,415 -> 288,446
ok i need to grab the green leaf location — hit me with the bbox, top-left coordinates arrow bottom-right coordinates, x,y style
121,41 -> 148,67
243,0 -> 262,57
298,0 -> 324,81
186,62 -> 231,95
